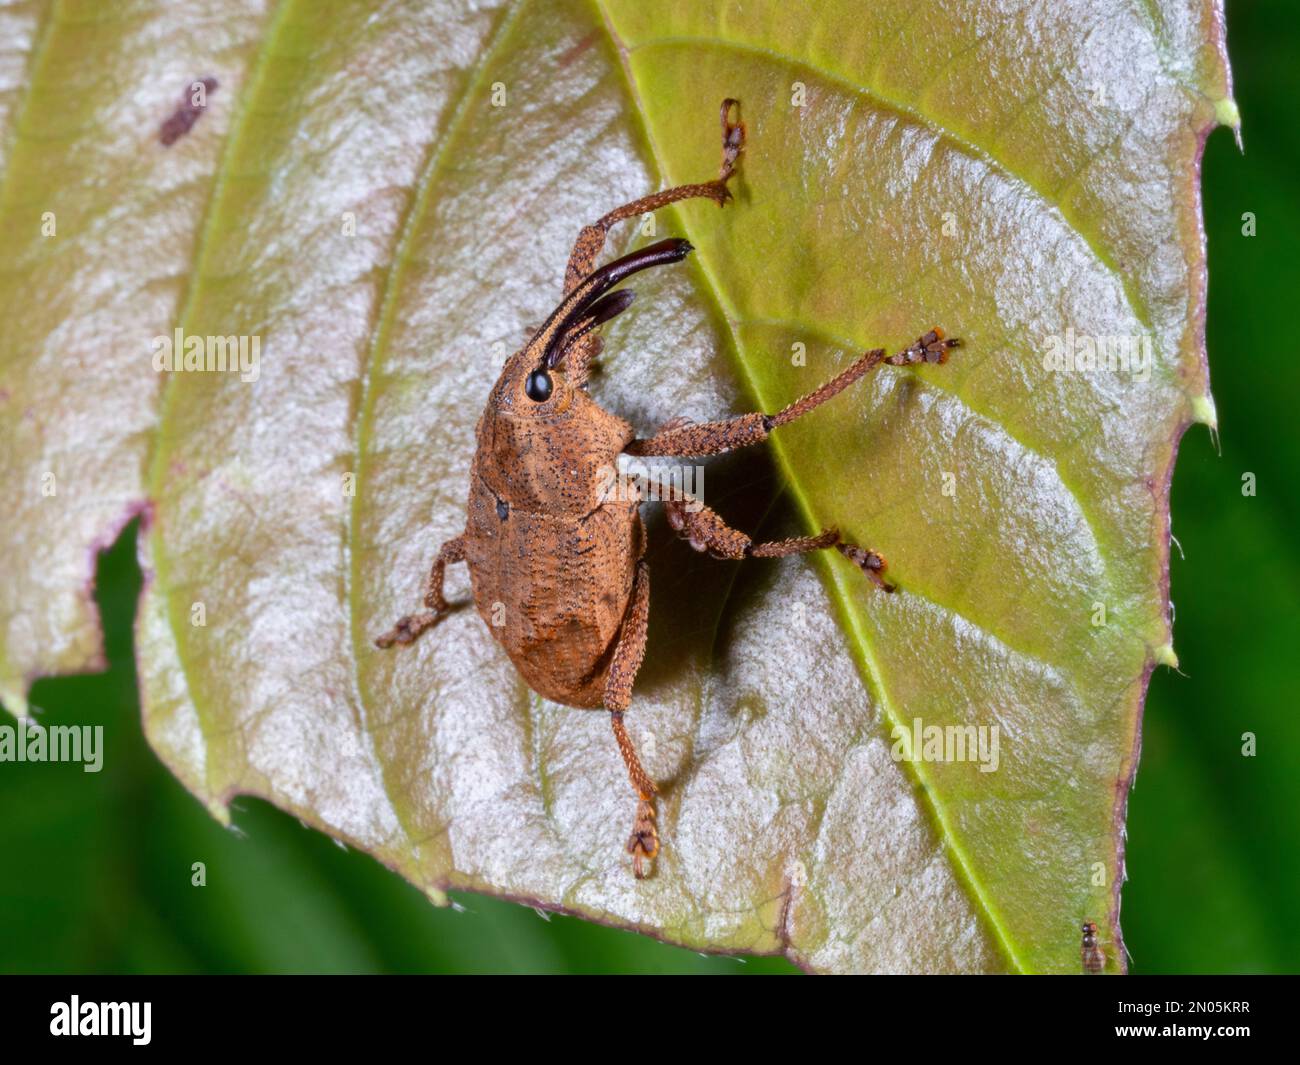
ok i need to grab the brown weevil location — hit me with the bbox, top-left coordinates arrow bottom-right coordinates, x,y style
376,99 -> 960,878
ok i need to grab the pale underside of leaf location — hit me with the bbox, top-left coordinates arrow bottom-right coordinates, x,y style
0,0 -> 1234,973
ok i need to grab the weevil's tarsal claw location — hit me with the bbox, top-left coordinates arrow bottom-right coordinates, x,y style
627,797 -> 659,879
886,328 -> 961,367
837,543 -> 896,593
374,610 -> 443,648
719,97 -> 746,182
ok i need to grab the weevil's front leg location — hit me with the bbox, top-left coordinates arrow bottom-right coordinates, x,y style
626,329 -> 959,458
665,493 -> 896,592
563,98 -> 745,294
375,535 -> 466,648
603,560 -> 659,878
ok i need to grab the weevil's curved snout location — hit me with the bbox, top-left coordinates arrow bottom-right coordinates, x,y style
542,289 -> 638,374
538,237 -> 695,368
488,237 -> 697,410
581,288 -> 637,328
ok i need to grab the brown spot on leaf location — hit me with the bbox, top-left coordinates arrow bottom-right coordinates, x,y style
160,77 -> 218,146
556,30 -> 598,69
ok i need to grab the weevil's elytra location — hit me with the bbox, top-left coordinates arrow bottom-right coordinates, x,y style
376,98 -> 961,878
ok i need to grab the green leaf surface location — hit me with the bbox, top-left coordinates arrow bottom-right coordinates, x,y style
0,0 -> 1234,972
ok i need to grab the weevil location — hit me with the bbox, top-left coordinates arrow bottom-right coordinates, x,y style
376,99 -> 959,878
1081,921 -> 1106,973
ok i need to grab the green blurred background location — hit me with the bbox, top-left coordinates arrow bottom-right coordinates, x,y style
2,2 -> 1295,974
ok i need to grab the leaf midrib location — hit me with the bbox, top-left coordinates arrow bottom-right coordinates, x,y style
592,0 -> 1032,971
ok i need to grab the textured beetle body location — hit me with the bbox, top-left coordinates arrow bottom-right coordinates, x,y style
465,390 -> 642,708
377,99 -> 960,877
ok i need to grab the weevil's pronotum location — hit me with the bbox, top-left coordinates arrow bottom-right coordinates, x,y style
377,99 -> 960,878
1081,921 -> 1106,973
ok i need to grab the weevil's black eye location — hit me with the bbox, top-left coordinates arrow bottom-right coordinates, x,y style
525,368 -> 552,402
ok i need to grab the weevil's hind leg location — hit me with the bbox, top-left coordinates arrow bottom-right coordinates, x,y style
603,560 -> 659,878
611,711 -> 659,880
626,329 -> 960,458
665,493 -> 897,592
564,99 -> 745,294
375,535 -> 466,648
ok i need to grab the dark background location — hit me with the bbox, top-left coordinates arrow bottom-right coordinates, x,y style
1,2 -> 1294,974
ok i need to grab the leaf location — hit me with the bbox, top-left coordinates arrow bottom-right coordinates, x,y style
0,0 -> 1235,972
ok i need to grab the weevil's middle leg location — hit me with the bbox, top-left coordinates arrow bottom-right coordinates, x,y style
665,494 -> 896,592
375,534 -> 466,648
626,329 -> 960,458
603,560 -> 660,878
564,99 -> 745,294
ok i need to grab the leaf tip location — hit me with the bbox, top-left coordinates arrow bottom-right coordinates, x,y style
206,798 -> 232,827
